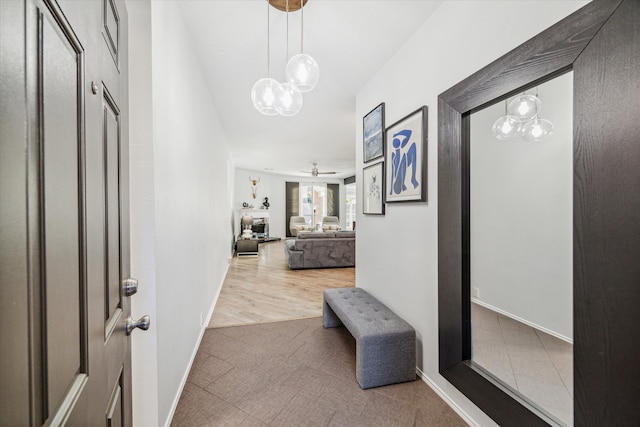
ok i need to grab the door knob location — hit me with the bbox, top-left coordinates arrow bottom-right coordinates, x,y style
122,278 -> 138,296
126,315 -> 150,335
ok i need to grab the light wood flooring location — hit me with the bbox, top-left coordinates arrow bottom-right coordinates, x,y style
208,239 -> 355,328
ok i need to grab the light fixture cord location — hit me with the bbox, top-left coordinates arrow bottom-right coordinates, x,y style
300,0 -> 304,54
286,0 -> 289,60
266,0 -> 271,77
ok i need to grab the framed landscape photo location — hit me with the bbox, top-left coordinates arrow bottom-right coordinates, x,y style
385,106 -> 427,203
363,102 -> 385,163
363,161 -> 385,215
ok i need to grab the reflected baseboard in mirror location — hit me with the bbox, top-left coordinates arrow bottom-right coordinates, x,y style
471,303 -> 573,426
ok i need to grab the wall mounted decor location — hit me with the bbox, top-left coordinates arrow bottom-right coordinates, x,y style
363,102 -> 385,163
385,106 -> 427,203
362,161 -> 385,215
250,176 -> 260,199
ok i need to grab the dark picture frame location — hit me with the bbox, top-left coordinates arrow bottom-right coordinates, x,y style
384,106 -> 427,203
363,102 -> 385,163
362,161 -> 385,215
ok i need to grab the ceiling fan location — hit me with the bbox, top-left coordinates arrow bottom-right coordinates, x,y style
306,162 -> 337,177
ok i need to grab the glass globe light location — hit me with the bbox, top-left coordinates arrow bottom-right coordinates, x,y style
277,82 -> 303,116
286,53 -> 319,92
508,94 -> 542,121
251,78 -> 283,115
522,118 -> 554,142
492,115 -> 522,140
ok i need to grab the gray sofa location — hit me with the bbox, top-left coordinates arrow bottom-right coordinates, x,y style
284,231 -> 355,269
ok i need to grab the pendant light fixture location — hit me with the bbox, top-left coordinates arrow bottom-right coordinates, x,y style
521,117 -> 554,142
492,88 -> 554,142
276,0 -> 303,116
251,0 -> 283,115
277,83 -> 303,116
508,93 -> 541,121
518,88 -> 553,142
492,99 -> 522,140
521,90 -> 554,141
285,0 -> 319,92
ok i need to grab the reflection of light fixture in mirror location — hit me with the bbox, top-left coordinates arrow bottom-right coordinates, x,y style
492,100 -> 522,140
522,88 -> 553,142
508,93 -> 541,121
285,0 -> 319,92
251,0 -> 282,115
522,117 -> 554,142
493,90 -> 554,142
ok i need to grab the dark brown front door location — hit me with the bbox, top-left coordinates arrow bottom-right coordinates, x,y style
0,0 -> 136,424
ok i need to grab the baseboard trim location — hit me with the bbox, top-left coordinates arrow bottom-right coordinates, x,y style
471,298 -> 572,344
163,321 -> 207,427
206,263 -> 229,327
163,263 -> 229,427
416,367 -> 479,427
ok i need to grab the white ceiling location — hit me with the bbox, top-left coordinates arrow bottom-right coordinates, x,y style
178,0 -> 442,179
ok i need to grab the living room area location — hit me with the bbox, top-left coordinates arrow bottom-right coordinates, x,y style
232,167 -> 356,266
119,1 -> 640,426
210,166 -> 357,329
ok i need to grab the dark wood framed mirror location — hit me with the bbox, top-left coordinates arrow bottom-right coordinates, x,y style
437,0 -> 640,425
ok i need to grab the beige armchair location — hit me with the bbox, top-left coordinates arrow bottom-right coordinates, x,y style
289,216 -> 309,237
322,216 -> 341,232
240,215 -> 253,230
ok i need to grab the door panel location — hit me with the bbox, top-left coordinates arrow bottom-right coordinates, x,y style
106,370 -> 124,427
0,0 -> 133,424
39,3 -> 87,420
104,86 -> 122,340
103,0 -> 120,66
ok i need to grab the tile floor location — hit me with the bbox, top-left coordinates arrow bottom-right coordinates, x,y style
171,317 -> 467,427
471,303 -> 573,426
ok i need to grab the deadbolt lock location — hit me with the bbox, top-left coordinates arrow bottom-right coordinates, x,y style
122,278 -> 138,297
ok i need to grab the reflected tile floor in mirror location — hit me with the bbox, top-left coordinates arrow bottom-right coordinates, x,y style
471,303 -> 573,426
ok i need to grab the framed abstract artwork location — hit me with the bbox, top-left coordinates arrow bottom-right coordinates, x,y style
385,106 -> 427,203
363,102 -> 385,163
362,161 -> 385,215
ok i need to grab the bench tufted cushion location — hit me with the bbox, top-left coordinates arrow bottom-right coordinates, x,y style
323,288 -> 412,340
323,287 -> 416,389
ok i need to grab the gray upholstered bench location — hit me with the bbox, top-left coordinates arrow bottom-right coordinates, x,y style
323,287 -> 416,389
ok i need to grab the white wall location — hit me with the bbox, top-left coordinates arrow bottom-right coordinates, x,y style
470,73 -> 573,340
127,1 -> 159,425
129,1 -> 234,426
355,1 -> 587,425
233,167 -> 345,238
